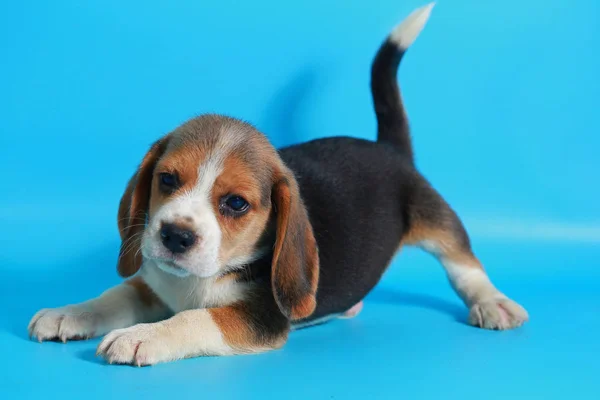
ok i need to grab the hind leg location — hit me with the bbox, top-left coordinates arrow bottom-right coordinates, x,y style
403,183 -> 528,330
339,301 -> 364,319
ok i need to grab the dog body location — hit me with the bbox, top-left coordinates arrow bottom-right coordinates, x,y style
28,3 -> 528,365
281,137 -> 415,323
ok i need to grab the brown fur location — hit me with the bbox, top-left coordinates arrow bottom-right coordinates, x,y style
213,154 -> 272,265
209,305 -> 256,350
403,221 -> 483,269
209,284 -> 290,352
214,271 -> 245,284
148,144 -> 205,216
118,138 -> 169,277
271,171 -> 319,320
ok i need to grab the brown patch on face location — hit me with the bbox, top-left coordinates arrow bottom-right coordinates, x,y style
147,144 -> 207,218
125,276 -> 163,307
213,151 -> 273,266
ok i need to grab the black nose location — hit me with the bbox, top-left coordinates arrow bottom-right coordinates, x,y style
160,223 -> 197,254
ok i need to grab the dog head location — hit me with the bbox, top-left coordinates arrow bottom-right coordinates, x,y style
117,115 -> 318,320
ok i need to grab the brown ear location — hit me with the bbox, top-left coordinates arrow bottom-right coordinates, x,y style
271,169 -> 319,320
117,138 -> 168,277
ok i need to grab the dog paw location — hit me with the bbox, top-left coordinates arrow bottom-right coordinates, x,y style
339,301 -> 364,319
469,297 -> 529,330
28,307 -> 100,342
96,323 -> 173,366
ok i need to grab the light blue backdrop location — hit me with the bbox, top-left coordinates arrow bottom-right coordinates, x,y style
1,1 -> 598,399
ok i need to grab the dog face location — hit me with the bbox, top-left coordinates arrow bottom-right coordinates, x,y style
141,117 -> 275,279
117,115 -> 319,320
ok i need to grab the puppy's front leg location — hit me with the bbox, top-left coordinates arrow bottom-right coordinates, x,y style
28,277 -> 170,342
97,300 -> 290,366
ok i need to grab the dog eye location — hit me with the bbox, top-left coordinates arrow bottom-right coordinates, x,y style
220,195 -> 250,216
159,173 -> 179,193
227,196 -> 248,211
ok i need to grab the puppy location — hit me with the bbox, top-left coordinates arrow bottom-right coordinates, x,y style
28,3 -> 528,366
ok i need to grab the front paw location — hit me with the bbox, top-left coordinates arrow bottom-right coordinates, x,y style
96,323 -> 173,366
28,307 -> 99,342
469,297 -> 529,330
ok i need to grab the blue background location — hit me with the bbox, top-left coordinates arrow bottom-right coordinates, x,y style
1,0 -> 599,398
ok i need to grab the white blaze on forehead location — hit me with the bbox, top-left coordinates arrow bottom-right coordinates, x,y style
191,121 -> 246,197
167,152 -> 224,277
194,152 -> 224,198
185,123 -> 251,218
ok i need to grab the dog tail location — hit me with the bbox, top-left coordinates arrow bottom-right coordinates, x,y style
371,3 -> 434,165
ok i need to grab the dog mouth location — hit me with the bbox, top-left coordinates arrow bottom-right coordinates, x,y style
141,245 -> 190,278
141,244 -> 219,279
155,260 -> 191,278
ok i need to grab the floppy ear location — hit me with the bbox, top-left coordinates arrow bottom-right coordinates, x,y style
271,168 -> 319,320
117,138 -> 168,277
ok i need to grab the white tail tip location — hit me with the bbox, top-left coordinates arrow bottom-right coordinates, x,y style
389,2 -> 435,50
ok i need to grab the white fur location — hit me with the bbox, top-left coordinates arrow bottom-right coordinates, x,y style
418,240 -> 528,329
443,259 -> 503,305
389,2 -> 435,50
419,239 -> 442,255
156,261 -> 191,277
419,239 -> 501,304
225,246 -> 269,270
28,283 -> 168,342
141,260 -> 252,313
96,309 -> 233,365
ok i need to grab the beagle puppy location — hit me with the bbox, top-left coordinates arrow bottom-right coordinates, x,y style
28,3 -> 528,366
